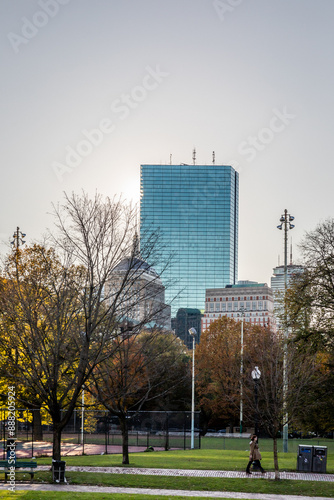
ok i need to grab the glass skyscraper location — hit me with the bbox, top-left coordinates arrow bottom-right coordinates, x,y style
140,164 -> 239,313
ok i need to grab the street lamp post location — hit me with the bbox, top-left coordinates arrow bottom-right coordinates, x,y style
81,386 -> 85,446
188,327 -> 197,449
11,227 -> 26,251
277,209 -> 295,453
237,307 -> 245,436
251,366 -> 261,436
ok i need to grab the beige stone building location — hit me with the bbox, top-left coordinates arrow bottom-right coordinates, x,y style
202,281 -> 276,332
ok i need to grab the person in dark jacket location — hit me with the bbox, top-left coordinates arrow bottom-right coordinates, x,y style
246,434 -> 265,474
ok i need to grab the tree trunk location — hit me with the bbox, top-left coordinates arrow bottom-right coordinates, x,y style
273,436 -> 280,480
32,408 -> 43,441
119,415 -> 129,464
53,426 -> 62,461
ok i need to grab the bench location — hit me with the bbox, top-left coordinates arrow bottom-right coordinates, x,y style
0,460 -> 38,483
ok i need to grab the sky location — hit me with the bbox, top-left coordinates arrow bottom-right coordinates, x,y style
1,0 -> 334,286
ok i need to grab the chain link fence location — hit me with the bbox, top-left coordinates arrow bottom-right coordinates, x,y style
0,408 -> 201,458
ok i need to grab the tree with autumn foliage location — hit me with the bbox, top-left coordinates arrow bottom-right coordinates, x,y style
196,317 -> 320,480
0,192 -> 173,462
0,244 -> 89,459
89,329 -> 190,464
195,316 -> 263,431
283,219 -> 334,435
243,327 -> 319,479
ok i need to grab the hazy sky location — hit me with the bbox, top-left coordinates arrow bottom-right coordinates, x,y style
1,0 -> 334,285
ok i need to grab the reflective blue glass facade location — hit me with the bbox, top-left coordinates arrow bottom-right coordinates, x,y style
140,164 -> 239,313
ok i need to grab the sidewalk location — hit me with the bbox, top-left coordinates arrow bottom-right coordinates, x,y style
36,464 -> 334,482
5,466 -> 334,499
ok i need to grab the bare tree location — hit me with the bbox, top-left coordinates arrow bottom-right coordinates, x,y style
244,328 -> 319,480
0,192 -> 172,461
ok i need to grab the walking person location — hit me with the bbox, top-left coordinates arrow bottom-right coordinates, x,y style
246,434 -> 265,474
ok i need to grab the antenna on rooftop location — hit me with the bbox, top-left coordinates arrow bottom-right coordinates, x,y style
192,148 -> 196,165
278,255 -> 280,266
170,154 -> 172,165
212,151 -> 215,164
290,238 -> 293,265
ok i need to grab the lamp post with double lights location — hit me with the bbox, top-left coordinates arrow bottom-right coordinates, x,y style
251,366 -> 261,436
188,327 -> 197,449
11,227 -> 26,251
237,306 -> 245,436
277,209 -> 295,453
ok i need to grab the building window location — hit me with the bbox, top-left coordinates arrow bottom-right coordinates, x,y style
215,303 -> 220,312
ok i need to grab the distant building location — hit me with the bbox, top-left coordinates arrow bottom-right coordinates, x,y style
271,264 -> 304,326
107,256 -> 171,331
140,163 -> 239,312
270,264 -> 304,295
171,308 -> 202,349
202,281 -> 276,332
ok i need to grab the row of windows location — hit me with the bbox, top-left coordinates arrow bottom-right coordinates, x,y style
206,301 -> 267,312
142,208 -> 237,213
141,192 -> 236,198
141,205 -> 236,212
141,166 -> 236,173
202,316 -> 272,329
207,295 -> 269,301
141,221 -> 237,227
204,311 -> 270,318
141,211 -> 237,217
164,270 -> 226,276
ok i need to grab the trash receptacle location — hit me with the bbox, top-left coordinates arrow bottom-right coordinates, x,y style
297,445 -> 313,472
312,446 -> 327,473
52,460 -> 66,483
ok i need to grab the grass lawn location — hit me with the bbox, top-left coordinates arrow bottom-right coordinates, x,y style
2,447 -> 333,499
0,447 -> 334,500
1,473 -> 334,499
36,447 -> 334,473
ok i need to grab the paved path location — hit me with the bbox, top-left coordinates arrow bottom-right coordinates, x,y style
5,466 -> 334,499
37,464 -> 334,482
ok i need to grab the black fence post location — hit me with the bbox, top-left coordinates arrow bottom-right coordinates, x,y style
26,409 -> 29,442
183,412 -> 186,450
165,412 -> 169,451
105,413 -> 108,455
31,410 -> 34,459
